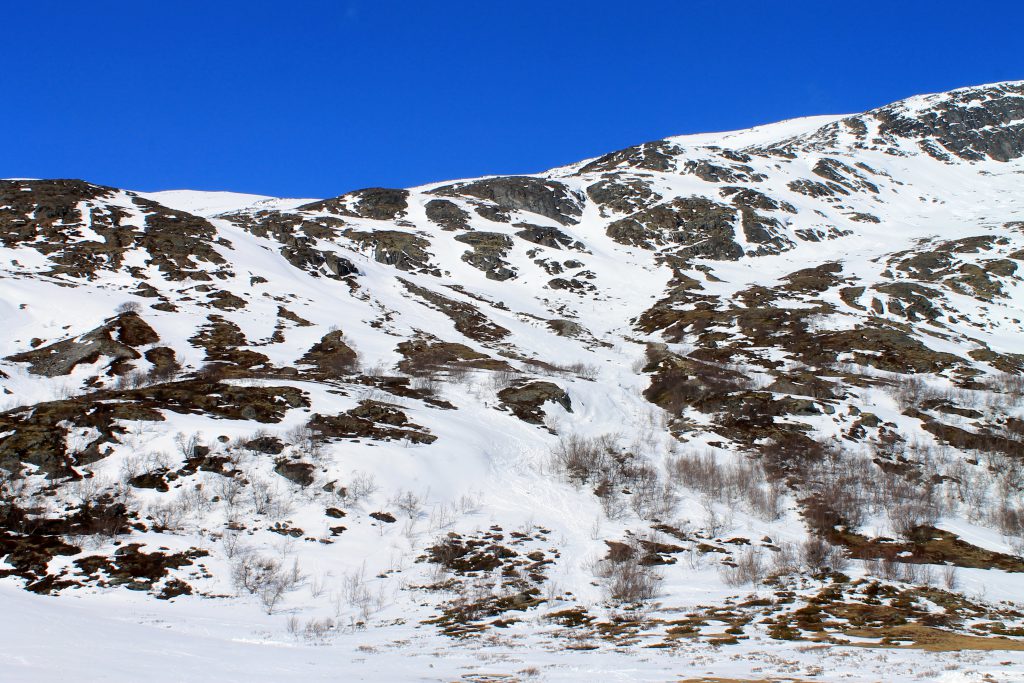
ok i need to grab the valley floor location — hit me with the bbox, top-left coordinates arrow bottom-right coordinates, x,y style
3,583 -> 1023,683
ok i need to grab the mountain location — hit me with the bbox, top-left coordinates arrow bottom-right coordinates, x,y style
2,81 -> 1024,682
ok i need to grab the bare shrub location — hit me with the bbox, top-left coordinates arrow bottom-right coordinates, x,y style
391,489 -> 423,519
113,369 -> 149,391
563,362 -> 599,380
800,536 -> 849,573
720,548 -> 765,587
174,432 -> 201,459
489,369 -> 521,391
669,450 -> 784,522
248,475 -> 291,518
230,550 -> 303,613
594,545 -> 661,602
115,301 -> 142,315
943,564 -> 959,590
552,435 -> 610,485
337,471 -> 379,505
987,372 -> 1024,398
148,500 -> 185,531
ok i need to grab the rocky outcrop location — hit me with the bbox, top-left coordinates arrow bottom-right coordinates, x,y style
301,187 -> 409,220
497,381 -> 572,424
7,312 -> 159,377
454,231 -> 515,280
433,177 -> 584,226
344,229 -> 437,274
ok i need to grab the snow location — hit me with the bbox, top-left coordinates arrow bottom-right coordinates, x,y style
139,189 -> 319,218
3,82 -> 1024,681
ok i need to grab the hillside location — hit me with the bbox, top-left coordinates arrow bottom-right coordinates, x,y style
2,80 -> 1024,682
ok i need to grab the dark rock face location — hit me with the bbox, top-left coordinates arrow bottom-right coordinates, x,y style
586,177 -> 662,217
577,140 -> 682,174
514,224 -> 586,251
399,278 -> 510,342
345,229 -> 436,274
299,330 -> 359,376
873,83 -> 1024,162
245,435 -> 285,455
433,177 -> 584,226
0,381 -> 308,478
497,381 -> 572,424
606,197 -> 743,259
301,187 -> 409,220
309,400 -> 436,444
424,199 -> 470,231
218,210 -> 357,280
396,339 -> 511,375
0,180 -> 230,281
7,312 -> 159,377
274,460 -> 315,487
454,231 -> 516,280
681,159 -> 765,184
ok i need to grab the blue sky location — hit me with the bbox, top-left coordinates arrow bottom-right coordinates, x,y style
2,1 -> 1022,198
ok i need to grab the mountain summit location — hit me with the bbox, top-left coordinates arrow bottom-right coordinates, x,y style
2,81 -> 1024,681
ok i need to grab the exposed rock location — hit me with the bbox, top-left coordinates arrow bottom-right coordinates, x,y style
298,330 -> 359,376
425,199 -> 470,231
274,460 -> 315,487
514,224 -> 585,251
309,400 -> 436,444
497,381 -> 572,424
454,231 -> 516,280
344,229 -> 437,273
433,177 -> 584,226
398,278 -> 510,342
7,312 -> 158,377
301,187 -> 409,220
606,197 -> 742,259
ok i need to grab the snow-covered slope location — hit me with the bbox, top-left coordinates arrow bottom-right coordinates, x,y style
3,81 -> 1024,682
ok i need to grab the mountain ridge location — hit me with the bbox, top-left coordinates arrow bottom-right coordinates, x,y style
2,80 -> 1024,681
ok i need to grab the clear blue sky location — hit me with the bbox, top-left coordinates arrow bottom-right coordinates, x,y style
2,1 -> 1022,198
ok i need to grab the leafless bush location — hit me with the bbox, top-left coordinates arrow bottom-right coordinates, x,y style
148,500 -> 185,531
987,372 -> 1024,398
593,543 -> 661,602
887,373 -> 944,410
720,548 -> 766,587
215,477 -> 245,510
552,435 -> 611,485
668,451 -> 784,522
943,564 -> 959,590
178,484 -> 213,515
391,489 -> 423,519
174,432 -> 201,459
230,550 -> 303,613
115,301 -> 142,315
800,536 -> 849,573
146,357 -> 184,383
562,362 -> 600,380
248,475 -> 291,518
113,369 -> 149,391
888,498 -> 938,539
489,369 -> 521,391
337,471 -> 379,506
287,616 -> 335,642
285,423 -> 325,462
